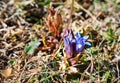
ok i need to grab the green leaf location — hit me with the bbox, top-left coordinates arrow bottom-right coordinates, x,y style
8,59 -> 15,67
115,28 -> 120,36
80,56 -> 88,62
109,28 -> 113,35
30,76 -> 35,83
37,0 -> 51,6
104,71 -> 111,83
24,38 -> 40,55
102,32 -> 112,40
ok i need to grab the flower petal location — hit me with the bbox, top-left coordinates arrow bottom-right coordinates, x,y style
76,43 -> 84,53
71,39 -> 76,43
85,42 -> 91,46
68,29 -> 75,41
64,36 -> 73,58
83,36 -> 89,41
76,32 -> 81,39
77,44 -> 82,49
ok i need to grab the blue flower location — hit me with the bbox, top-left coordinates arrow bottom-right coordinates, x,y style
64,29 -> 91,59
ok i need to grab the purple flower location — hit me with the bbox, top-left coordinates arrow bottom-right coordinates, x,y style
64,29 -> 91,59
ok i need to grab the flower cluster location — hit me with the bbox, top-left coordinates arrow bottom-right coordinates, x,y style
64,29 -> 91,65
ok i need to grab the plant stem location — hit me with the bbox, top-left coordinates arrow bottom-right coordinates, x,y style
53,0 -> 74,57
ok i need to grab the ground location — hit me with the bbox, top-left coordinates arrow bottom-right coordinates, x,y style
0,0 -> 120,83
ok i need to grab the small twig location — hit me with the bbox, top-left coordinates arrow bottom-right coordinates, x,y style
80,63 -> 92,82
116,61 -> 120,80
79,5 -> 97,22
73,1 -> 98,22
